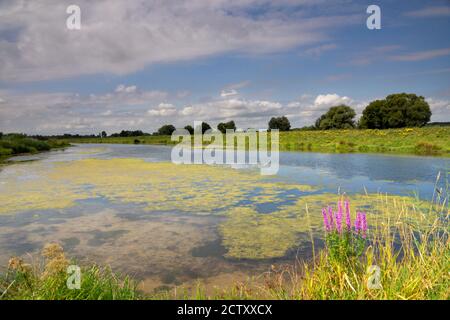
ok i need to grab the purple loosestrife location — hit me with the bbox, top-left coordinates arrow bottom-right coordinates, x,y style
345,200 -> 351,231
354,212 -> 361,234
360,212 -> 367,238
328,206 -> 334,230
322,208 -> 331,232
335,201 -> 343,233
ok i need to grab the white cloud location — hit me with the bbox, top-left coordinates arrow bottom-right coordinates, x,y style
314,93 -> 352,107
220,89 -> 239,98
428,98 -> 450,121
0,0 -> 359,82
148,103 -> 177,116
115,84 -> 137,93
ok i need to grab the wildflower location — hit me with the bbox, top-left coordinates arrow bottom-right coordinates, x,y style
8,257 -> 31,273
322,208 -> 331,232
335,201 -> 343,233
328,206 -> 334,230
345,200 -> 351,230
42,243 -> 69,277
354,212 -> 361,233
360,212 -> 367,238
42,243 -> 65,260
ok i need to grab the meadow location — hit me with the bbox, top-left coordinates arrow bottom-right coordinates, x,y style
64,127 -> 450,157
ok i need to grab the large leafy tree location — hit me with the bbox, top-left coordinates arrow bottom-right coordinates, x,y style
195,122 -> 211,134
217,120 -> 236,133
359,93 -> 431,129
157,124 -> 176,135
184,125 -> 194,135
268,116 -> 291,131
315,105 -> 356,130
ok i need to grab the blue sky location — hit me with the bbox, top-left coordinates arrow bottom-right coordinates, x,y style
0,0 -> 449,134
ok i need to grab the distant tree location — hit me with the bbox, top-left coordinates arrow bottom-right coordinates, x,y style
157,124 -> 176,136
113,130 -> 145,137
196,122 -> 211,134
315,105 -> 356,130
101,131 -> 107,138
359,93 -> 431,129
268,116 -> 291,131
0,132 -> 3,139
217,121 -> 236,133
184,125 -> 194,135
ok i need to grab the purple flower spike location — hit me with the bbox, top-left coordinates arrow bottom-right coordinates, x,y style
354,212 -> 361,233
328,206 -> 334,230
335,203 -> 343,233
345,200 -> 351,231
361,212 -> 367,238
322,208 -> 331,232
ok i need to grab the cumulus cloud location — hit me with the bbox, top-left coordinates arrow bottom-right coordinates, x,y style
0,86 -> 169,134
2,86 -> 447,134
314,93 -> 352,107
0,0 -> 359,82
148,103 -> 177,116
428,98 -> 450,121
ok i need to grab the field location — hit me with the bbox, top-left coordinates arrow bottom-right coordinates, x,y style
64,127 -> 450,157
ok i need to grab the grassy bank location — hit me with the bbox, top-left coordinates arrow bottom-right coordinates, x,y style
0,134 -> 69,162
1,192 -> 448,300
64,127 -> 450,157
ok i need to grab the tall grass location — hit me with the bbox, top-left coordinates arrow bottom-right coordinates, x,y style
0,244 -> 138,300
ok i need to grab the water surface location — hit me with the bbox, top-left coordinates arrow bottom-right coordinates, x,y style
0,144 -> 448,292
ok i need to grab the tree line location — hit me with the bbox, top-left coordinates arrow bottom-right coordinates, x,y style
99,93 -> 433,137
269,93 -> 432,131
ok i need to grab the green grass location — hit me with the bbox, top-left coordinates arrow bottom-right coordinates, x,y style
1,191 -> 448,300
0,135 -> 69,162
64,127 -> 450,157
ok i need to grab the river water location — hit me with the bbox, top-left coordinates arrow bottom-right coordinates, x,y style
0,144 -> 448,292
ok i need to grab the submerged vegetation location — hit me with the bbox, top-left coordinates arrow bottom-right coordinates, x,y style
0,134 -> 69,161
1,192 -> 448,300
63,127 -> 450,157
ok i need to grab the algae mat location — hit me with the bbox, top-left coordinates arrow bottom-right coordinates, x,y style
0,157 -> 437,260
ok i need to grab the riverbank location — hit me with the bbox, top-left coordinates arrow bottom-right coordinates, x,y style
1,193 -> 448,300
63,127 -> 450,157
0,135 -> 70,163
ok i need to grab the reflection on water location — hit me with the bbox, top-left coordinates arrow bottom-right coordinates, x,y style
0,144 -> 448,292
